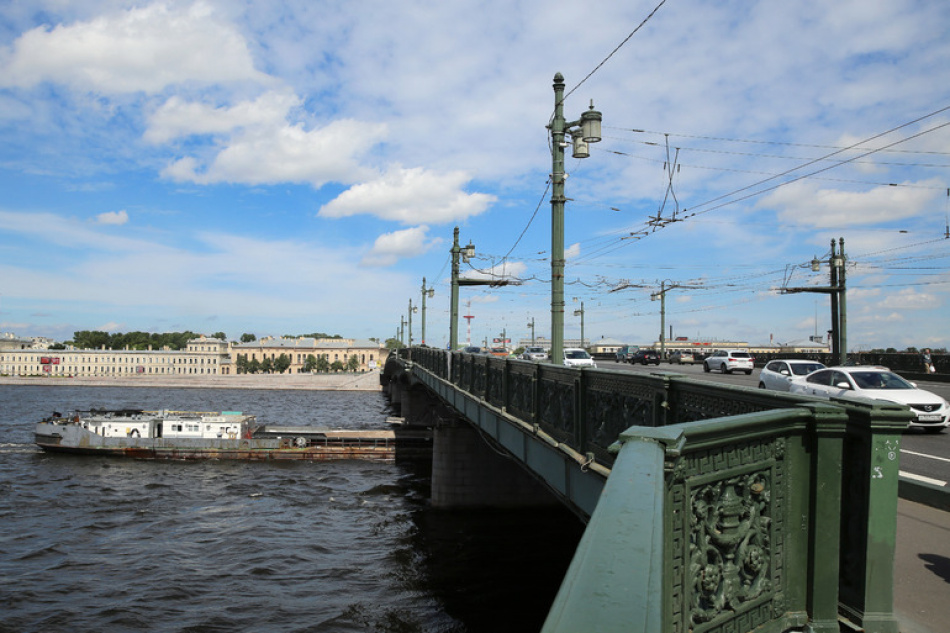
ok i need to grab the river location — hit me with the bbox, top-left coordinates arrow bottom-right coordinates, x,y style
0,385 -> 583,633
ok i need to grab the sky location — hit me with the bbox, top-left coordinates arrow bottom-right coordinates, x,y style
1,0 -> 949,351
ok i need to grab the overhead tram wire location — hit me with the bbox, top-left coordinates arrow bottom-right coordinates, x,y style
681,107 -> 950,219
610,126 -> 950,157
568,107 -> 950,266
560,0 -> 669,104
604,143 -> 950,188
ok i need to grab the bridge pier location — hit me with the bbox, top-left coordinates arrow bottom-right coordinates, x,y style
432,423 -> 558,509
384,359 -> 556,509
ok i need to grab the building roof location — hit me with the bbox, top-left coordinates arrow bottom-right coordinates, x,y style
232,337 -> 383,350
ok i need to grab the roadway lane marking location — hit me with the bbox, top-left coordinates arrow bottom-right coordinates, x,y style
901,449 -> 950,464
899,471 -> 947,487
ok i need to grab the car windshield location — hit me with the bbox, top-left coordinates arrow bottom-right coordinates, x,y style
731,353 -> 751,358
791,363 -> 825,376
850,371 -> 913,390
527,348 -> 544,353
565,350 -> 590,359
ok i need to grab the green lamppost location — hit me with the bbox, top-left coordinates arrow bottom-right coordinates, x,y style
449,227 -> 475,350
408,299 -> 418,348
420,277 -> 435,346
548,72 -> 602,364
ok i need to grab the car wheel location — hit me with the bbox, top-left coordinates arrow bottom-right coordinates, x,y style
758,382 -> 766,389
703,362 -> 710,373
725,367 -> 733,374
745,370 -> 753,375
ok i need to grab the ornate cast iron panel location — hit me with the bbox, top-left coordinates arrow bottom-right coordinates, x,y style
538,368 -> 578,444
584,373 -> 659,464
669,437 -> 785,633
486,358 -> 505,407
507,363 -> 538,422
672,383 -> 779,423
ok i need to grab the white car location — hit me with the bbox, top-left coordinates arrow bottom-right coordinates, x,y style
758,360 -> 826,391
703,350 -> 754,375
563,348 -> 596,368
788,366 -> 950,433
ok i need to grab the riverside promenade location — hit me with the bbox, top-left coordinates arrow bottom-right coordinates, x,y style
0,371 -> 383,391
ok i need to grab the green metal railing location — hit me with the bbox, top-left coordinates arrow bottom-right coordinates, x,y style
395,348 -> 910,633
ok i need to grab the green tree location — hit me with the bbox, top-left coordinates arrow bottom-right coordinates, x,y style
330,360 -> 345,373
303,354 -> 318,372
248,358 -> 261,374
241,333 -> 257,343
275,353 -> 292,374
212,331 -> 227,340
316,356 -> 330,373
346,355 -> 361,372
261,357 -> 274,373
385,337 -> 404,350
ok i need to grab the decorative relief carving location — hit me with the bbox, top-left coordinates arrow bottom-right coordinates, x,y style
689,471 -> 772,626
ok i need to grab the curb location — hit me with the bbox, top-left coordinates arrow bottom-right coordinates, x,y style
899,477 -> 950,512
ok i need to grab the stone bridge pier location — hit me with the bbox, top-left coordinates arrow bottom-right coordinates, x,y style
385,365 -> 556,509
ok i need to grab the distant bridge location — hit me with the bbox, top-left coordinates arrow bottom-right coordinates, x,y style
383,348 -> 910,633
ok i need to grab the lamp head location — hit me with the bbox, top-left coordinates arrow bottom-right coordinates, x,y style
580,101 -> 602,143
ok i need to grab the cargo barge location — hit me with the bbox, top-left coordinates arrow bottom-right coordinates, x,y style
34,409 -> 426,461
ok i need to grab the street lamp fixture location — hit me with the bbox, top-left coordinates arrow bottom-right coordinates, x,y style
549,72 -> 602,365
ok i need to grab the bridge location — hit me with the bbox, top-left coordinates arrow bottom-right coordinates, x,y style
382,347 -> 916,633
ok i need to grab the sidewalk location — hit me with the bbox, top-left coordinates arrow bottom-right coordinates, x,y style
895,498 -> 950,633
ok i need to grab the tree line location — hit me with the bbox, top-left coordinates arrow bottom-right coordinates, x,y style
234,353 -> 361,374
67,330 -> 227,351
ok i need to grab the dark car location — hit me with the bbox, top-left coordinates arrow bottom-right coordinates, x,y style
615,345 -> 638,362
631,349 -> 660,365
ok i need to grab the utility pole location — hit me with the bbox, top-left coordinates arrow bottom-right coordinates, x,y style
449,227 -> 474,350
527,317 -> 536,346
420,277 -> 434,346
782,238 -> 849,365
548,72 -> 602,365
572,301 -> 586,350
447,226 -> 512,350
651,281 -> 700,358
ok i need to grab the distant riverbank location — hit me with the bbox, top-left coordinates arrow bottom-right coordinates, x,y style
0,371 -> 382,391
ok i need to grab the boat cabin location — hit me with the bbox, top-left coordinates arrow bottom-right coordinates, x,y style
162,413 -> 249,440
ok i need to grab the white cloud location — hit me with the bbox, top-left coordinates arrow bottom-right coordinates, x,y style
95,210 -> 128,225
879,288 -> 939,310
145,91 -> 302,144
160,116 -> 387,187
762,180 -> 943,228
319,166 -> 496,225
0,1 -> 270,93
361,226 -> 439,267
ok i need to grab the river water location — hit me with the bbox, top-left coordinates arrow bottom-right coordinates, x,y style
0,385 -> 583,633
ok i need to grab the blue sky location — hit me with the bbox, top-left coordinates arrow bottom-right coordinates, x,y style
1,0 -> 949,351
